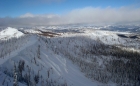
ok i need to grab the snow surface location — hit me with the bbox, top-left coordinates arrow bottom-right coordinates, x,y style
0,35 -> 37,65
0,27 -> 24,40
0,35 -> 100,86
23,29 -> 42,34
0,27 -> 139,86
63,29 -> 126,45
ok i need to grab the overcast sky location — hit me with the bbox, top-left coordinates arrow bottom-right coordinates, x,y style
0,0 -> 140,26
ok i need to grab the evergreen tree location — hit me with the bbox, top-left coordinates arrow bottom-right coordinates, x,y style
13,64 -> 18,86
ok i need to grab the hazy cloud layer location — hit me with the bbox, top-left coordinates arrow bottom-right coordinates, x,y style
0,7 -> 140,26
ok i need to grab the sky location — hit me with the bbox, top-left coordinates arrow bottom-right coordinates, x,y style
0,0 -> 140,26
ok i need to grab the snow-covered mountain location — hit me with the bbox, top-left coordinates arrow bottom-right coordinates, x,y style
0,27 -> 24,40
0,27 -> 140,86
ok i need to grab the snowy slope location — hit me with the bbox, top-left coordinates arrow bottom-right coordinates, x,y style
0,27 -> 24,40
0,27 -> 139,86
63,29 -> 127,45
23,29 -> 41,34
0,35 -> 37,65
0,35 -> 101,86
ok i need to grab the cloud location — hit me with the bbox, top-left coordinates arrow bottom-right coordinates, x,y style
20,13 -> 35,18
0,6 -> 140,26
64,6 -> 140,24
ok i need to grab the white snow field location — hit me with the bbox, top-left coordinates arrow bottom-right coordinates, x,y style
0,27 -> 24,40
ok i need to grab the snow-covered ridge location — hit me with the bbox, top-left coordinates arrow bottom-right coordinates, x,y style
23,29 -> 41,34
0,35 -> 98,86
0,26 -> 140,86
0,27 -> 24,40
